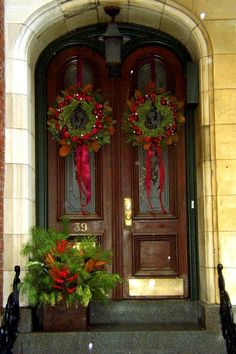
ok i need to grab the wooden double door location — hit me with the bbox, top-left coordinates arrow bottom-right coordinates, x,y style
47,44 -> 188,299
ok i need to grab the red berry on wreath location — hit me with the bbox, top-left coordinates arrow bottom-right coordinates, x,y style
58,101 -> 66,108
92,128 -> 98,134
97,123 -> 103,129
149,93 -> 156,102
95,103 -> 103,110
135,129 -> 142,136
160,99 -> 167,105
65,95 -> 73,101
82,134 -> 89,140
128,115 -> 135,123
85,95 -> 92,102
62,130 -> 70,139
138,96 -> 145,104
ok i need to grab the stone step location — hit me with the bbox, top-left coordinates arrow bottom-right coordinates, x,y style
90,300 -> 199,325
14,328 -> 226,354
13,300 -> 227,354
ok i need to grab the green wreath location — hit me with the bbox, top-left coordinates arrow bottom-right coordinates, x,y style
47,84 -> 115,156
123,86 -> 185,150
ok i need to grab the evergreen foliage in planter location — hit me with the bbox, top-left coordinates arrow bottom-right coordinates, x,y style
21,220 -> 123,311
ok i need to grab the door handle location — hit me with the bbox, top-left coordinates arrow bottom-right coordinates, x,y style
124,198 -> 132,226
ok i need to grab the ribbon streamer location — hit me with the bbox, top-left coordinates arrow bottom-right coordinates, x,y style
156,146 -> 166,214
145,146 -> 167,213
75,145 -> 91,209
145,148 -> 154,208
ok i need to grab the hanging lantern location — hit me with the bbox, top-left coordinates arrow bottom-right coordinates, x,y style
101,6 -> 123,76
103,17 -> 123,65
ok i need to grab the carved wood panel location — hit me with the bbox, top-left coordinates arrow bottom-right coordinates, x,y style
133,234 -> 178,276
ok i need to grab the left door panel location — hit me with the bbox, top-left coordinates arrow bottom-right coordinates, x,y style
47,47 -> 113,254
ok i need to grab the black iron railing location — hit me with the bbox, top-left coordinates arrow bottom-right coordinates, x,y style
0,265 -> 20,354
218,263 -> 236,354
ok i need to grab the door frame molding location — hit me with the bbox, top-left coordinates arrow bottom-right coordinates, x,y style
35,23 -> 199,300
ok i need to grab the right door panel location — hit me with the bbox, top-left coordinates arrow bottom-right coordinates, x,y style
120,46 -> 188,299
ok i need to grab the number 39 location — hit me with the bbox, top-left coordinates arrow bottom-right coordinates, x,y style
74,223 -> 88,232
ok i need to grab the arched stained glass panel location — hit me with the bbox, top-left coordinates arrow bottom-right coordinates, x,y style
137,58 -> 167,93
64,61 -> 93,89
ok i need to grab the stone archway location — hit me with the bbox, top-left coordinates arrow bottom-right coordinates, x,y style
4,0 -> 216,305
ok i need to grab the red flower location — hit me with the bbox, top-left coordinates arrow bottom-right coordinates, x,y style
50,266 -> 79,294
53,285 -> 64,290
56,239 -> 69,254
66,287 -> 77,294
59,266 -> 70,278
66,274 -> 79,283
50,266 -> 69,280
54,278 -> 65,284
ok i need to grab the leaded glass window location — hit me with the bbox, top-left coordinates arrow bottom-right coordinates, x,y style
136,58 -> 170,213
63,60 -> 96,213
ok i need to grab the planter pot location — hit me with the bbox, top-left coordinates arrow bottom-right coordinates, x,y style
40,303 -> 89,332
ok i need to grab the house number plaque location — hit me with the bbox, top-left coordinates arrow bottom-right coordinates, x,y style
74,222 -> 88,232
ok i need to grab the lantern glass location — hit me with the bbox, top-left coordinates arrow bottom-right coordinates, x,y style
103,21 -> 123,66
104,37 -> 122,65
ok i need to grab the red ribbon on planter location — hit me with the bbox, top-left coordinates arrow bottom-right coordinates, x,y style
75,145 -> 91,209
144,145 -> 167,213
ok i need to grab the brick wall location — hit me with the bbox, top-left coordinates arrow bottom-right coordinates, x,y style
0,0 -> 4,306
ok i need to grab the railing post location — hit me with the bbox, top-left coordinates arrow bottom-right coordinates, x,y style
217,263 -> 236,354
0,265 -> 20,354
